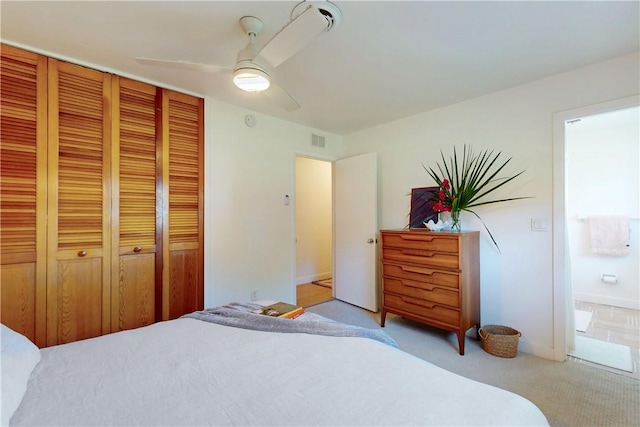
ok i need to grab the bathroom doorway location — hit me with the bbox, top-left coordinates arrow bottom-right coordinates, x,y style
563,104 -> 639,374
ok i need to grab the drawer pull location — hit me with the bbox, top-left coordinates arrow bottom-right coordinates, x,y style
405,282 -> 437,292
400,235 -> 436,242
401,265 -> 435,275
402,296 -> 436,309
133,246 -> 142,253
77,250 -> 87,257
402,249 -> 438,257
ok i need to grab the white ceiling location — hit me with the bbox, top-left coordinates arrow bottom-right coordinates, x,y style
1,1 -> 638,135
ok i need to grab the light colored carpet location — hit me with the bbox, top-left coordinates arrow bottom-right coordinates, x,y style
574,309 -> 593,332
570,335 -> 633,372
306,299 -> 640,427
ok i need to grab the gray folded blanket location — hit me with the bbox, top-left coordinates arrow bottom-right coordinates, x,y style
182,302 -> 398,348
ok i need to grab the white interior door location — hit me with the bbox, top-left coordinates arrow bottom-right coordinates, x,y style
334,152 -> 378,311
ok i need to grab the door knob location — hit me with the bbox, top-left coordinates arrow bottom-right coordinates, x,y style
133,246 -> 142,253
367,238 -> 375,244
77,250 -> 87,257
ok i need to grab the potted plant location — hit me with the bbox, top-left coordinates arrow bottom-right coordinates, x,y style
424,145 -> 530,250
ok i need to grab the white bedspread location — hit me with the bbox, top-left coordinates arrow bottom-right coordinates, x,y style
12,318 -> 548,426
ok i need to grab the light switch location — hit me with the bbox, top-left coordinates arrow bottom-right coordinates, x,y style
531,218 -> 549,232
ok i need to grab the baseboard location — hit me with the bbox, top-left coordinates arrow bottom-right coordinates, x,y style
574,292 -> 640,310
296,272 -> 332,285
517,338 -> 559,361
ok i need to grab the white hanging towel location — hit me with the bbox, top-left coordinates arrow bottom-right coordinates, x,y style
588,215 -> 631,256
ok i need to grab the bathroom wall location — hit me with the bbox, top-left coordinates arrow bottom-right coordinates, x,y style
566,106 -> 640,310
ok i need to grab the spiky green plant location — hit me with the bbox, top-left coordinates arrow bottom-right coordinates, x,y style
423,145 -> 530,251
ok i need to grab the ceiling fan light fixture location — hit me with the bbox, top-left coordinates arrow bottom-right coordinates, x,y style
233,66 -> 270,92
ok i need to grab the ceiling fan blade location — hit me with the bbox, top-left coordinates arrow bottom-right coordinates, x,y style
265,82 -> 300,111
255,5 -> 329,69
135,57 -> 228,73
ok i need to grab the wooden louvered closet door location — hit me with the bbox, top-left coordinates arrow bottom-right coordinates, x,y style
111,77 -> 160,331
162,90 -> 204,319
46,59 -> 112,346
1,45 -> 204,345
0,45 -> 48,346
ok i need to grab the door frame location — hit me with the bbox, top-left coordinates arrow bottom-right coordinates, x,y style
551,94 -> 639,361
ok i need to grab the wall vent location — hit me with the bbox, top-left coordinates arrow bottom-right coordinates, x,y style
311,134 -> 325,148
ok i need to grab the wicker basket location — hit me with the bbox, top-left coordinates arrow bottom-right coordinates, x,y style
478,325 -> 521,358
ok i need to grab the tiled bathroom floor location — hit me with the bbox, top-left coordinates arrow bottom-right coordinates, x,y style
574,300 -> 639,376
575,301 -> 640,349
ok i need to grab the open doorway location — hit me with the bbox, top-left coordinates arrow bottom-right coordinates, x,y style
295,156 -> 334,307
556,101 -> 639,375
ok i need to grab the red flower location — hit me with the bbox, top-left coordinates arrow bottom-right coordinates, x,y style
430,201 -> 451,213
429,179 -> 456,213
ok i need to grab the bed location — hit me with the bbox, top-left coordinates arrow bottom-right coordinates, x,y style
3,303 -> 548,426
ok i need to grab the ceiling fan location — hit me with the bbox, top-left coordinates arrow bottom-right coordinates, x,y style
135,0 -> 342,111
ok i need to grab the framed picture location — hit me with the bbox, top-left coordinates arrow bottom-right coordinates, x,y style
409,186 -> 439,228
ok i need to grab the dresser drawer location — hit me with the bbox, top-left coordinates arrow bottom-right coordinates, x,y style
382,247 -> 459,270
382,232 -> 459,253
384,294 -> 460,325
383,276 -> 459,307
382,262 -> 459,289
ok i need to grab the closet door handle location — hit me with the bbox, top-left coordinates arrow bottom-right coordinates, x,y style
77,250 -> 87,257
133,246 -> 142,253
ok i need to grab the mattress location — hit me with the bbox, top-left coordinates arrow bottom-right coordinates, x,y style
11,317 -> 548,426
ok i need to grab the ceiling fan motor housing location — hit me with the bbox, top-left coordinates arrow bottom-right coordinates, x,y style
239,16 -> 264,37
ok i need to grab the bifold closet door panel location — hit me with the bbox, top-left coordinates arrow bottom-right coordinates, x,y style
46,59 -> 112,346
111,77 -> 160,331
161,89 -> 204,320
0,45 -> 48,346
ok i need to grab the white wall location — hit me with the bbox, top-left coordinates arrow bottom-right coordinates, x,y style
204,99 -> 342,307
566,107 -> 640,309
295,157 -> 332,284
342,52 -> 640,358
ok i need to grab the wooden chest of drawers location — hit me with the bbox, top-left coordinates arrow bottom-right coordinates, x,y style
380,229 -> 480,355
